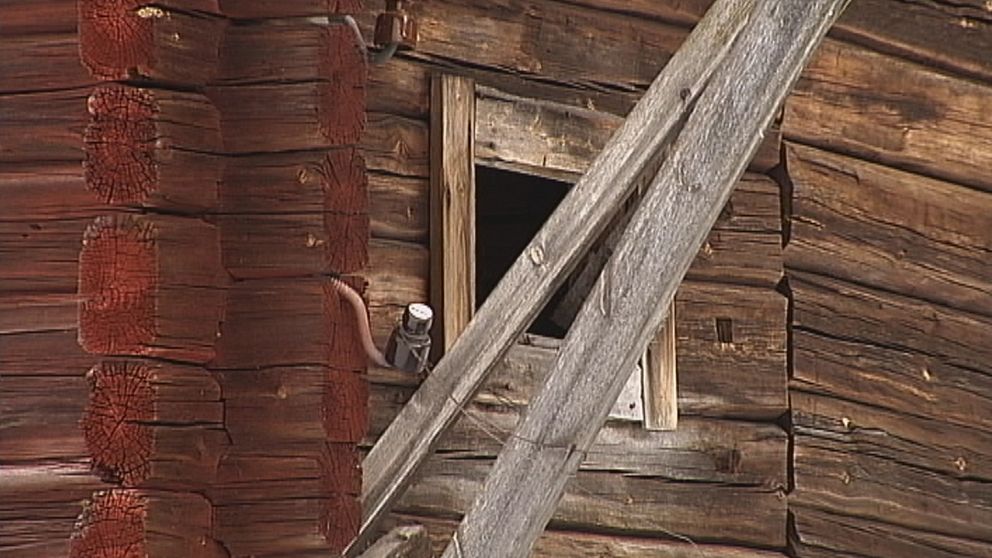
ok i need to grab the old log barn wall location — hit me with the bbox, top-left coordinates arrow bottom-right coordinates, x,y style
0,0 -> 990,557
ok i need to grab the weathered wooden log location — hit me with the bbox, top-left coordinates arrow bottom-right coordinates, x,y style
78,0 -> 224,84
792,395 -> 992,544
476,86 -> 783,180
790,271 -> 992,375
0,294 -> 79,335
369,386 -> 786,485
80,360 -> 226,489
216,366 -> 368,449
386,514 -> 789,558
219,0 -> 364,18
68,489 -> 226,558
0,33 -> 92,93
0,330 -> 93,376
793,329 -> 992,435
214,496 -> 361,556
219,148 -> 369,276
359,524 -> 432,558
785,143 -> 992,317
0,88 -> 90,163
211,277 -> 366,370
0,375 -> 89,462
77,214 -> 226,363
209,448 -> 360,505
0,0 -> 77,36
369,172 -> 427,243
361,113 -> 429,178
209,80 -> 365,153
0,461 -> 107,558
85,85 -> 224,211
785,38 -> 992,193
393,456 -> 786,549
791,504 -> 992,558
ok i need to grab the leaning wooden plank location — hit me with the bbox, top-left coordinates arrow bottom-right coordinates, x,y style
440,0 -> 848,556
784,142 -> 992,318
357,2 -> 759,546
785,38 -> 992,193
430,74 -> 476,356
359,525 -> 433,558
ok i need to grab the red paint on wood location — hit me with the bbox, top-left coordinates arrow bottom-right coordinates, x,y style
324,443 -> 362,495
84,87 -> 157,205
68,490 -> 146,558
324,369 -> 369,443
321,24 -> 368,145
324,148 -> 370,273
81,361 -> 154,486
326,494 -> 362,553
78,215 -> 156,355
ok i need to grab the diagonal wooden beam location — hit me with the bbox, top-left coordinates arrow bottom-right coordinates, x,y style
439,1 -> 851,556
349,0 -> 758,553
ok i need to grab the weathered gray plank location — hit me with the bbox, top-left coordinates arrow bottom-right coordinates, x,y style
358,525 -> 433,558
355,1 -> 761,551
442,0 -> 847,556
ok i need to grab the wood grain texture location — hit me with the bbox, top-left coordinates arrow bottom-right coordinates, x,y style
784,142 -> 992,317
359,525 -> 433,558
643,305 -> 678,430
430,74 -> 476,355
784,38 -> 992,193
441,0 -> 846,555
358,2 -> 760,545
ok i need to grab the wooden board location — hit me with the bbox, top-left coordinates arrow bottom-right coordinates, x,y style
785,38 -> 992,193
785,142 -> 992,317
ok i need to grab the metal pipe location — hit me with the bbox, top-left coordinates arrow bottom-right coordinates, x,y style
328,277 -> 391,368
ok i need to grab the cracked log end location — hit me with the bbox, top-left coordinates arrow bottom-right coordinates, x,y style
78,215 -> 156,355
68,490 -> 146,558
81,361 -> 154,486
78,0 -> 154,81
324,369 -> 369,443
85,86 -> 158,206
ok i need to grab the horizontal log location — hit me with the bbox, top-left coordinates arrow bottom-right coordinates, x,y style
394,456 -> 786,549
210,446 -> 361,505
790,504 -> 992,558
211,277 -> 367,370
0,330 -> 92,377
792,411 -> 992,544
217,366 -> 368,448
790,271 -> 992,376
218,0 -> 364,18
77,214 -> 226,363
361,112 -> 429,178
0,376 -> 89,462
69,489 -> 226,558
0,294 -> 79,334
785,38 -> 992,193
214,496 -> 360,556
793,329 -> 992,435
369,386 -> 786,486
369,172 -> 428,243
0,0 -> 76,36
79,2 -> 224,84
386,514 -> 789,558
476,86 -> 782,180
792,390 -> 992,482
0,33 -> 92,93
785,143 -> 992,317
80,360 -> 227,489
0,461 -> 107,558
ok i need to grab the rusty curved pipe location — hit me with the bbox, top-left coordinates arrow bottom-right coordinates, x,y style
329,277 -> 391,368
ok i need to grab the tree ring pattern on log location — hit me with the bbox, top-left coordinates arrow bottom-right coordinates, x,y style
81,361 -> 154,486
85,86 -> 158,205
79,214 -> 157,355
68,490 -> 146,558
79,0 -> 155,80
